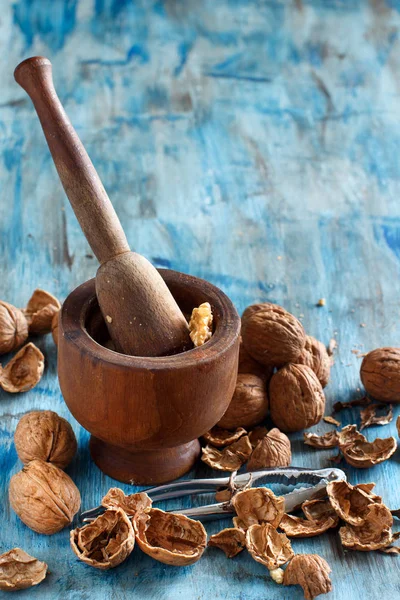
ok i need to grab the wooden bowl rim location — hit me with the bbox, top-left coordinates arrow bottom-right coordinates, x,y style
60,269 -> 240,370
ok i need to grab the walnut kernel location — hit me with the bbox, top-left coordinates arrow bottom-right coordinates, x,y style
188,302 -> 213,347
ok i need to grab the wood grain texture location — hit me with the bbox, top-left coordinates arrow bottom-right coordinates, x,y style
1,0 -> 400,598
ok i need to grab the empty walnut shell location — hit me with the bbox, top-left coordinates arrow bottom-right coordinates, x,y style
24,289 -> 61,335
0,548 -> 48,591
341,435 -> 397,468
71,508 -> 135,569
327,480 -> 381,526
269,364 -> 325,433
283,554 -> 332,600
202,426 -> 247,448
208,527 -> 246,558
247,428 -> 291,470
201,436 -> 252,471
245,523 -> 294,569
339,503 -> 393,551
302,498 -> 337,522
279,513 -> 338,538
9,459 -> 81,534
0,342 -> 44,393
304,431 -> 339,449
337,424 -> 365,448
133,508 -> 207,566
14,410 -> 77,469
296,336 -> 330,388
51,311 -> 59,346
217,374 -> 268,429
0,301 -> 28,355
231,487 -> 285,529
101,488 -> 152,518
241,303 -> 306,367
360,347 -> 400,403
238,336 -> 273,381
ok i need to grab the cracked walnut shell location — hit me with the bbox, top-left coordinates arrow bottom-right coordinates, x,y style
283,554 -> 332,600
245,523 -> 294,570
304,431 -> 339,449
279,513 -> 338,538
9,459 -> 81,534
326,480 -> 381,526
269,364 -> 325,432
71,508 -> 135,569
14,410 -> 77,469
202,426 -> 247,448
231,487 -> 285,529
201,436 -> 252,471
133,508 -> 207,566
247,428 -> 291,470
0,548 -> 47,591
0,301 -> 28,355
24,289 -> 61,335
297,336 -> 331,388
241,303 -> 306,366
101,488 -> 152,518
208,527 -> 246,558
341,434 -> 397,468
217,374 -> 268,430
360,347 -> 400,403
339,503 -> 394,551
0,342 -> 44,393
302,498 -> 337,522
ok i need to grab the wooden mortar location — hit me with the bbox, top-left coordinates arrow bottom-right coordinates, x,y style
58,270 -> 240,485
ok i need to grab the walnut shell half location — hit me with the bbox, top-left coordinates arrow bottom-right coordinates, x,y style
0,548 -> 47,591
0,342 -> 44,393
101,488 -> 152,518
71,508 -> 135,569
297,336 -> 330,388
202,426 -> 247,448
341,435 -> 397,468
14,410 -> 77,469
279,513 -> 338,538
327,480 -> 381,526
0,301 -> 28,355
208,527 -> 246,558
269,364 -> 325,432
360,347 -> 400,403
9,459 -> 81,534
24,289 -> 61,335
247,428 -> 291,470
231,487 -> 285,529
241,303 -> 306,366
201,436 -> 252,471
217,374 -> 268,430
133,508 -> 207,566
245,523 -> 294,570
283,554 -> 332,600
339,503 -> 393,551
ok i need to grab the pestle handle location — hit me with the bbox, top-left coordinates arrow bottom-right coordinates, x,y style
14,57 -> 130,264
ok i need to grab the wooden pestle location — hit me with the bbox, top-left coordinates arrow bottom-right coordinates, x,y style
14,57 -> 191,357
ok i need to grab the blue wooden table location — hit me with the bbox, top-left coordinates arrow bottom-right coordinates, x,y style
1,1 -> 400,598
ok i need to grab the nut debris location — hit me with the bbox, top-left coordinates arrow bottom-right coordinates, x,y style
0,548 -> 47,591
231,487 -> 285,529
245,523 -> 294,569
327,480 -> 381,526
297,336 -> 331,388
188,302 -> 213,347
304,431 -> 339,449
133,508 -> 207,566
218,373 -> 268,430
0,342 -> 44,393
333,396 -> 370,412
0,301 -> 28,355
201,436 -> 252,471
241,303 -> 306,366
341,435 -> 397,468
71,508 -> 135,569
283,554 -> 332,600
24,289 -> 61,335
360,347 -> 400,403
323,415 -> 340,426
279,513 -> 338,538
202,426 -> 247,448
14,410 -> 77,469
9,459 -> 81,534
101,488 -> 152,518
247,428 -> 291,470
360,403 -> 393,430
339,503 -> 394,551
269,364 -> 325,432
208,527 -> 246,558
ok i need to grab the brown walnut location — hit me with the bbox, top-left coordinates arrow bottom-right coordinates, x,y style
297,336 -> 330,388
0,301 -> 28,355
0,342 -> 44,393
241,303 -> 306,366
247,428 -> 291,470
238,336 -> 273,380
217,373 -> 268,429
269,364 -> 325,432
0,548 -> 47,591
360,347 -> 400,403
14,410 -> 77,469
24,289 -> 61,335
283,554 -> 332,600
9,459 -> 81,535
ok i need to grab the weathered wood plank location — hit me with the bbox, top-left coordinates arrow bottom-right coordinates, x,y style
1,0 -> 400,598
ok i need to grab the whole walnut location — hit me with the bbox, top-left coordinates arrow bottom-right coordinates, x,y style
296,336 -> 330,388
0,301 -> 28,355
360,348 -> 400,403
241,303 -> 306,367
269,364 -> 325,432
238,337 -> 273,381
14,410 -> 77,469
9,460 -> 81,535
247,428 -> 291,470
217,374 -> 268,429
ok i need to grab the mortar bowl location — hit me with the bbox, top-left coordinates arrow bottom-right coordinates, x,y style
58,270 -> 240,485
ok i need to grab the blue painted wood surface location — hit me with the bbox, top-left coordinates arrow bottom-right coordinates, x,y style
1,0 -> 400,598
